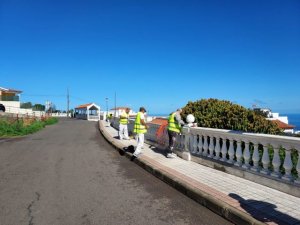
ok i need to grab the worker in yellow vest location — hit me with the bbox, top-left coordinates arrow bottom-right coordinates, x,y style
132,107 -> 148,158
167,108 -> 185,158
119,108 -> 130,140
106,113 -> 112,126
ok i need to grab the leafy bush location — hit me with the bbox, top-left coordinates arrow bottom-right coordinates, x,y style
0,117 -> 58,137
182,98 -> 282,134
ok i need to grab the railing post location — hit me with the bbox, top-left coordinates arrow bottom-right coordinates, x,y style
192,134 -> 198,153
271,145 -> 281,178
208,136 -> 214,158
261,144 -> 270,175
282,148 -> 293,182
220,137 -> 228,162
227,139 -> 235,164
234,140 -> 243,166
295,149 -> 300,184
202,135 -> 208,157
182,128 -> 191,161
251,142 -> 260,172
197,134 -> 203,155
213,136 -> 221,160
242,141 -> 251,169
180,134 -> 185,149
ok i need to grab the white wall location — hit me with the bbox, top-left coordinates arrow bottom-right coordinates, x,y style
0,101 -> 21,108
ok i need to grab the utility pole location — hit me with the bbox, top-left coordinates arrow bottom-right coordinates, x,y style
114,91 -> 117,118
105,97 -> 108,114
67,88 -> 70,118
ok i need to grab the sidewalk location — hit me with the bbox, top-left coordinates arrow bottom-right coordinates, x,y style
99,120 -> 300,225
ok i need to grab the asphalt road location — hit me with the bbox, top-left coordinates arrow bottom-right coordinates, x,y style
0,119 -> 232,225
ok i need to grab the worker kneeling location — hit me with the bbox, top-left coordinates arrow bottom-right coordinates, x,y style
167,108 -> 185,158
119,108 -> 130,140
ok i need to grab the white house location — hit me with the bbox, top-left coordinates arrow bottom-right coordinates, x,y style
0,86 -> 22,111
256,108 -> 295,134
75,103 -> 100,121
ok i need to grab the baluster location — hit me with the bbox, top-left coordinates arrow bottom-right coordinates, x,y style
271,145 -> 281,178
261,144 -> 270,175
192,134 -> 198,153
295,149 -> 300,184
234,140 -> 242,166
227,139 -> 235,164
180,134 -> 184,149
282,148 -> 293,181
197,134 -> 203,155
202,135 -> 208,156
242,141 -> 251,169
190,134 -> 195,152
220,138 -> 228,162
184,133 -> 190,152
213,136 -> 221,160
208,136 -> 215,158
176,134 -> 180,148
251,142 -> 260,172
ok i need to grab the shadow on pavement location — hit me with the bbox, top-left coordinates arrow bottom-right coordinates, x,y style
229,193 -> 300,225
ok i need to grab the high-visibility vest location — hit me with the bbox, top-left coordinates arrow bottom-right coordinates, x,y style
134,112 -> 147,134
168,112 -> 181,133
120,112 -> 129,125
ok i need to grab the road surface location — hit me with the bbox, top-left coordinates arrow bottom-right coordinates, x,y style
0,119 -> 232,225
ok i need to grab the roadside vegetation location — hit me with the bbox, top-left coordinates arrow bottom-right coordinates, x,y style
182,98 -> 282,134
0,116 -> 58,137
181,98 -> 298,177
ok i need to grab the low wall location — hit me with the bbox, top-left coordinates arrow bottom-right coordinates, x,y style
108,117 -> 300,197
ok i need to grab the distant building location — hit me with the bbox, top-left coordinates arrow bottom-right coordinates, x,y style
254,108 -> 295,134
271,120 -> 295,134
75,103 -> 100,121
0,86 -> 22,111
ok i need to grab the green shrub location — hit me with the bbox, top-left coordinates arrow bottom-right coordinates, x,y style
0,117 -> 58,137
182,98 -> 282,134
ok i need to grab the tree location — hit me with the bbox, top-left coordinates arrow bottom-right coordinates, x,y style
32,104 -> 45,111
21,102 -> 32,109
181,98 -> 282,135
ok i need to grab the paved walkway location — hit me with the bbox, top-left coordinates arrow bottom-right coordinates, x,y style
100,120 -> 300,225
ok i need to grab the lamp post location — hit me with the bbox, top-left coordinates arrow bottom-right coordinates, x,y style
105,97 -> 108,115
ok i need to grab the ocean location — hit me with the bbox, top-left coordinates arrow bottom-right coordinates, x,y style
285,114 -> 300,132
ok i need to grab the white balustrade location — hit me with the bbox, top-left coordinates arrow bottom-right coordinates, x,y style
208,137 -> 214,158
282,148 -> 293,181
220,138 -> 228,162
123,121 -> 300,185
242,141 -> 251,169
271,146 -> 281,178
213,137 -> 221,160
234,140 -> 243,166
192,134 -> 198,153
227,139 -> 235,164
261,144 -> 270,175
296,149 -> 300,184
202,135 -> 208,156
251,143 -> 260,172
197,135 -> 203,155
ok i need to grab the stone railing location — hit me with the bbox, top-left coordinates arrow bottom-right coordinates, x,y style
108,117 -> 300,196
179,127 -> 300,184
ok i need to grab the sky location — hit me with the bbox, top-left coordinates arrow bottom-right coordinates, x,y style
1,0 -> 300,114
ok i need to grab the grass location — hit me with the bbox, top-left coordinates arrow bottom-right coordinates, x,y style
0,117 -> 58,137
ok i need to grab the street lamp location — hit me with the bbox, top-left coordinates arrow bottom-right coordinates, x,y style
105,97 -> 108,115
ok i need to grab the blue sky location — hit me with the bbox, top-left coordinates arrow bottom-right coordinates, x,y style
1,0 -> 300,114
